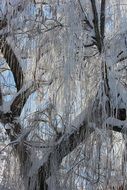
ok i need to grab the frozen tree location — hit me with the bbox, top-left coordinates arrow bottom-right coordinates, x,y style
0,0 -> 127,189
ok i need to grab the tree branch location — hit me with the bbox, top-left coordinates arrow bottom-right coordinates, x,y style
100,0 -> 106,41
90,0 -> 102,52
0,17 -> 23,91
0,39 -> 24,91
10,83 -> 35,117
83,42 -> 95,48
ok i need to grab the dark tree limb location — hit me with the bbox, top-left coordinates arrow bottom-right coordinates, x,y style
90,0 -> 102,52
0,39 -> 36,118
100,0 -> 106,41
0,39 -> 24,91
10,84 -> 35,117
0,39 -> 35,172
83,42 -> 95,48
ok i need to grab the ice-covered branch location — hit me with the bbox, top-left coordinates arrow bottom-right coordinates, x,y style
10,82 -> 35,117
